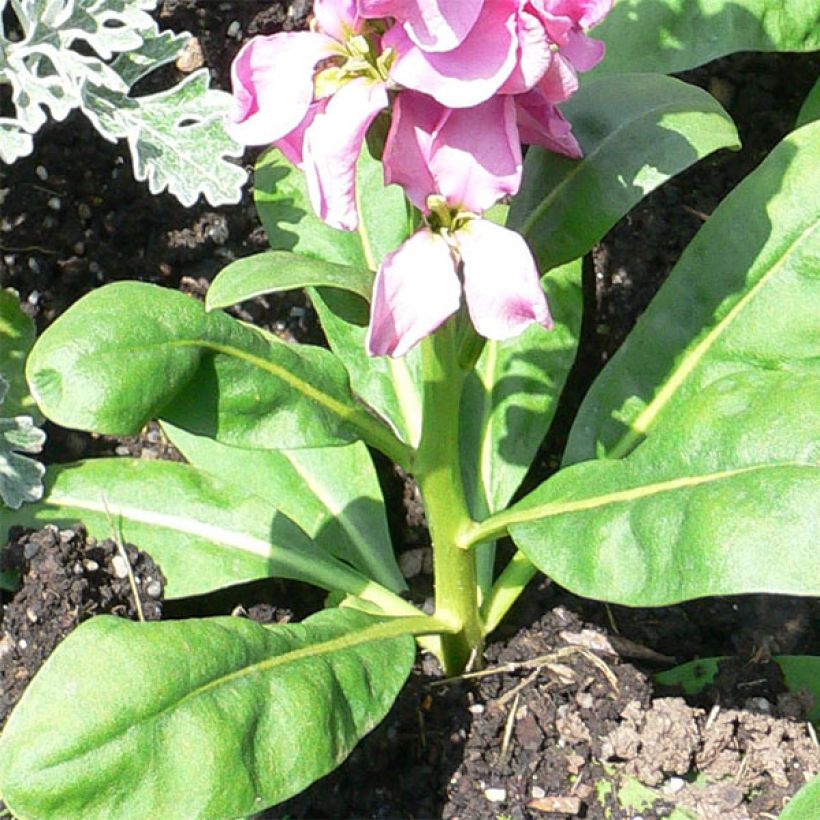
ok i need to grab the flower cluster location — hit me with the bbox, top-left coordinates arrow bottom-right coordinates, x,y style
230,0 -> 610,356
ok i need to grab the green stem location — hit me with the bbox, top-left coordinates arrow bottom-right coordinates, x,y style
415,324 -> 484,675
480,551 -> 538,636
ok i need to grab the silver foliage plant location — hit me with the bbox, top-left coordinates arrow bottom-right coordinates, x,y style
0,0 -> 247,206
0,374 -> 45,511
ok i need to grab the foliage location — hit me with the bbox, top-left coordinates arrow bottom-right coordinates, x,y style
0,1 -> 818,816
0,0 -> 245,205
0,290 -> 44,510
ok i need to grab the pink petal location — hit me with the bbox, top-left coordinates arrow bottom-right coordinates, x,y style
382,91 -> 439,211
359,0 -> 483,51
458,218 -> 552,340
228,32 -> 337,146
515,89 -> 582,158
499,7 -> 553,95
429,95 -> 522,212
561,29 -> 606,71
537,52 -> 579,103
274,100 -> 326,167
314,0 -> 360,39
384,1 -> 519,108
302,78 -> 388,231
544,0 -> 612,28
366,230 -> 462,357
404,0 -> 485,52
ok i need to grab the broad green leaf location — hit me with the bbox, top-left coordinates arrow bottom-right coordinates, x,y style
206,251 -> 374,310
500,369 -> 820,605
0,609 -> 417,818
587,0 -> 820,81
254,147 -> 423,445
795,78 -> 820,129
460,260 -> 583,592
0,457 -> 394,599
655,655 -> 820,724
0,288 -> 38,418
509,74 -> 739,273
26,281 -> 366,450
781,775 -> 820,819
565,121 -> 820,463
162,422 -> 406,593
310,287 -> 424,447
254,145 -> 411,271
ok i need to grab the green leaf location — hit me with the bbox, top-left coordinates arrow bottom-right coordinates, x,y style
26,281 -> 366,450
780,775 -> 820,819
254,147 -> 423,445
254,144 -> 411,271
0,457 -> 393,600
509,74 -> 739,272
0,288 -> 38,419
460,260 -> 583,584
310,288 -> 424,447
499,369 -> 820,605
206,250 -> 374,310
655,655 -> 820,725
795,78 -> 820,129
162,422 -> 406,593
0,609 -> 417,818
565,121 -> 820,463
587,0 -> 820,80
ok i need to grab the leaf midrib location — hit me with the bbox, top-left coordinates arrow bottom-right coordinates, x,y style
520,95 -> 719,238
469,461 -> 816,543
33,615 -> 439,776
608,216 -> 819,458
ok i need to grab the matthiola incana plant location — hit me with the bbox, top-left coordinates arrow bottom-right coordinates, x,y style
0,0 -> 818,816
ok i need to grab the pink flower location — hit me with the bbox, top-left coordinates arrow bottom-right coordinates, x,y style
380,0 -> 610,109
369,91 -> 549,357
383,91 -> 522,213
228,0 -> 389,230
366,217 -> 552,357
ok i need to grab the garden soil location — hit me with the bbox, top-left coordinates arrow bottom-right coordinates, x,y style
1,1 -> 818,817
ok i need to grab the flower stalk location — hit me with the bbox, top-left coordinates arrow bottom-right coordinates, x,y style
415,321 -> 484,675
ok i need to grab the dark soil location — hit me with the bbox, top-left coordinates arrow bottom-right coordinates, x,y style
0,1 -> 818,818
0,524 -> 166,728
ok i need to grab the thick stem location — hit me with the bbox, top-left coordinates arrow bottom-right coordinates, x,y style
415,324 -> 484,675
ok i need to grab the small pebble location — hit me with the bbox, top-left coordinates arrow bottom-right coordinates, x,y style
83,559 -> 99,572
35,165 -> 48,180
175,36 -> 204,73
468,704 -> 485,715
47,196 -> 61,211
73,562 -> 84,575
146,580 -> 163,599
665,777 -> 685,794
27,257 -> 40,273
531,786 -> 546,799
23,541 -> 39,560
227,20 -> 242,38
484,788 -> 506,803
78,203 -> 92,220
25,608 -> 38,624
111,554 -> 129,579
18,639 -> 27,650
73,241 -> 85,255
